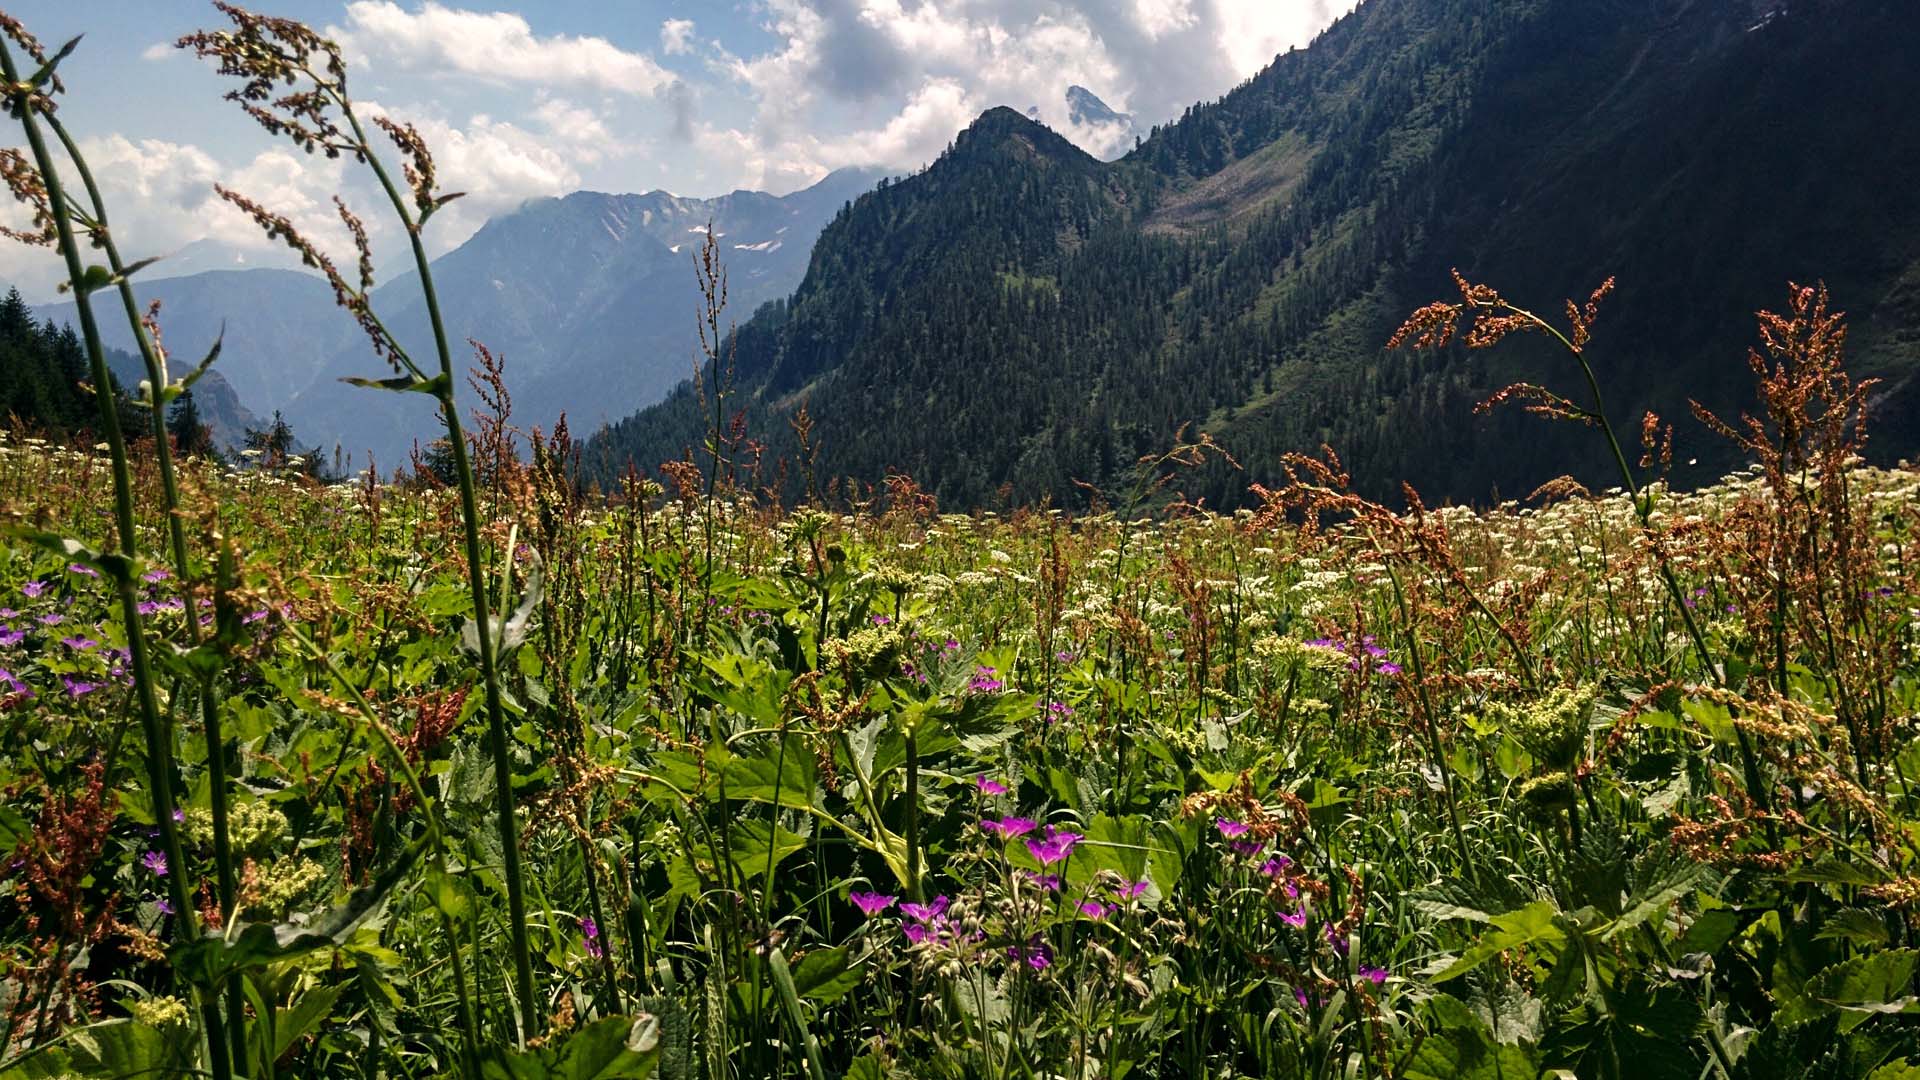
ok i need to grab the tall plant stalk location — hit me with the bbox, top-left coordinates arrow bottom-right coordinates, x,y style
0,32 -> 232,1080
176,10 -> 537,1038
39,107 -> 248,1067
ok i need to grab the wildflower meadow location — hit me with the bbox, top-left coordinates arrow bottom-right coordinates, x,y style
2,5 -> 1919,1079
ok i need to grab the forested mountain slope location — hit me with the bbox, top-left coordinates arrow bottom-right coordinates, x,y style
589,0 -> 1920,506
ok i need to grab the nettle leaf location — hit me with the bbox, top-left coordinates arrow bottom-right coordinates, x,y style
1435,901 -> 1566,983
478,1013 -> 661,1079
1778,949 -> 1920,1033
1402,995 -> 1543,1080
1604,863 -> 1707,941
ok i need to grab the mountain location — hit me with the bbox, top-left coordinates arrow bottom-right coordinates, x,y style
588,0 -> 1920,507
41,167 -> 886,469
1066,85 -> 1131,131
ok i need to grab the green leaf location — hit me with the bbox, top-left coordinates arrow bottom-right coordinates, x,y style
1402,996 -> 1543,1080
1434,901 -> 1566,983
172,836 -> 425,985
478,1014 -> 662,1079
341,372 -> 450,396
272,984 -> 345,1061
0,528 -> 135,585
721,737 -> 819,810
1603,863 -> 1705,940
787,945 -> 863,1003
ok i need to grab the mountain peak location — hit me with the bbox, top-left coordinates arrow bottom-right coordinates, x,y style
1066,85 -> 1131,129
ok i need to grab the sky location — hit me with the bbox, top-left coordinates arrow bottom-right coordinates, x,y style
0,0 -> 1355,300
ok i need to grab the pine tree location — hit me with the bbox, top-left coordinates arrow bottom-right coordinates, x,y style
168,389 -> 217,459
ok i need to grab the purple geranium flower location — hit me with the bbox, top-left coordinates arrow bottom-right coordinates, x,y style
850,891 -> 897,917
63,675 -> 100,697
1008,938 -> 1052,971
1358,965 -> 1388,986
974,776 -> 1009,796
67,563 -> 97,579
981,816 -> 1038,840
141,850 -> 168,877
1078,900 -> 1112,920
1279,908 -> 1307,929
1025,826 -> 1081,867
0,628 -> 22,647
1113,879 -> 1150,900
21,581 -> 47,598
899,896 -> 949,923
60,635 -> 97,651
37,612 -> 62,626
581,916 -> 603,958
1216,818 -> 1250,838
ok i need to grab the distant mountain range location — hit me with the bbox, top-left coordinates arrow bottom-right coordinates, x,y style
590,0 -> 1920,506
35,167 -> 886,469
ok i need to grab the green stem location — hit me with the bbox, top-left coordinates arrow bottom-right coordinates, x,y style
338,94 -> 538,1040
0,40 -> 230,1080
43,110 -> 248,1068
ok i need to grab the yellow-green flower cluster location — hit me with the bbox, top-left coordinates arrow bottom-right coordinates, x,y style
130,995 -> 191,1028
186,800 -> 289,858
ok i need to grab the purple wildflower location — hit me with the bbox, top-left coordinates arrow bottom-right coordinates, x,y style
60,635 -> 97,651
20,581 -> 47,598
37,612 -> 62,626
1358,965 -> 1388,986
1216,818 -> 1250,838
0,628 -> 22,647
142,568 -> 170,583
62,676 -> 100,698
974,776 -> 1009,796
1377,662 -> 1404,676
1078,900 -> 1112,920
141,850 -> 168,877
899,896 -> 950,923
981,816 -> 1038,840
1113,879 -> 1150,900
154,898 -> 174,916
1025,826 -> 1081,867
1279,908 -> 1307,930
1008,938 -> 1052,971
968,665 -> 1005,693
67,563 -> 97,578
581,916 -> 603,958
850,891 -> 897,917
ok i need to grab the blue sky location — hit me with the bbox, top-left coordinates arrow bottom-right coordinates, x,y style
1,1 -> 1354,299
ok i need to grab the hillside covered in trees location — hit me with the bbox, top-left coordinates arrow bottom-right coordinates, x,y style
588,0 -> 1920,507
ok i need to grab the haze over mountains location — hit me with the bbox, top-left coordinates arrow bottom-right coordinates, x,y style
592,0 -> 1920,506
34,166 -> 886,468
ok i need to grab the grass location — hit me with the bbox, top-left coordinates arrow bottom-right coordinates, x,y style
1,8 -> 1918,1080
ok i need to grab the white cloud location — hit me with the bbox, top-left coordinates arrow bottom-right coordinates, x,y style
699,0 -> 1355,187
660,18 -> 696,56
335,2 -> 675,97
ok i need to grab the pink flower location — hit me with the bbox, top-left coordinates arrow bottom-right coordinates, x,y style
850,891 -> 897,917
1279,908 -> 1307,929
974,776 -> 1009,795
1112,879 -> 1150,900
1078,900 -> 1112,920
982,816 -> 1038,840
1025,826 -> 1081,867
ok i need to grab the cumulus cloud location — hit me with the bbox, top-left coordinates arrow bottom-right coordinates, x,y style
660,18 -> 696,56
699,0 -> 1356,189
335,2 -> 675,97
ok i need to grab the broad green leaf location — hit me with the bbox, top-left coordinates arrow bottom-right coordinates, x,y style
1434,901 -> 1566,983
478,1013 -> 661,1079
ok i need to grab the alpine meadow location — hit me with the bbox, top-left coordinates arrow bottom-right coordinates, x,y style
3,2 -> 1920,1079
